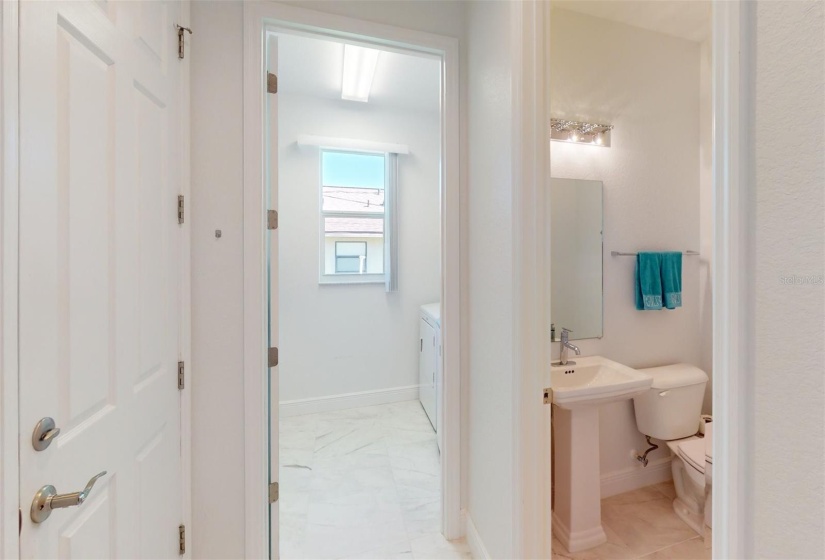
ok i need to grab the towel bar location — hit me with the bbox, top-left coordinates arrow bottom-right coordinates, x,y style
611,250 -> 700,257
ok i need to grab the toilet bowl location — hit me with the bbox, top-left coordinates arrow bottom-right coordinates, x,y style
632,364 -> 711,536
666,430 -> 711,534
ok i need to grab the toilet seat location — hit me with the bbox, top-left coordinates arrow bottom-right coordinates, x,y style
677,438 -> 706,474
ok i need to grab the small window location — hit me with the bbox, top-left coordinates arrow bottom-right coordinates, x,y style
335,241 -> 367,273
320,149 -> 396,285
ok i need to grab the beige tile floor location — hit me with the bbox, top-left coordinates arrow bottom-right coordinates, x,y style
279,400 -> 471,560
552,482 -> 711,560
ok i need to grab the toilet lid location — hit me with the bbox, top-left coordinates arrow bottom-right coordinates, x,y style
678,438 -> 706,474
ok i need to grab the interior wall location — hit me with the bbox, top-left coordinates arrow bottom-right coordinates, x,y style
748,1 -> 825,556
190,2 -> 468,557
277,93 -> 440,403
465,1 -> 515,556
190,2 -> 246,557
549,9 -> 704,478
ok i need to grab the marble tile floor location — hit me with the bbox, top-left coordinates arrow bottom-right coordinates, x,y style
552,482 -> 711,560
279,400 -> 471,560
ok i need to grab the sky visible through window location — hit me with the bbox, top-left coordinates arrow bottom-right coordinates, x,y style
322,151 -> 385,190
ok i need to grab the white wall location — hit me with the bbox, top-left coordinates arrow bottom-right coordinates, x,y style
277,93 -> 440,402
748,1 -> 824,556
465,1 -> 515,557
190,2 -> 467,557
190,2 -> 246,557
549,9 -> 704,478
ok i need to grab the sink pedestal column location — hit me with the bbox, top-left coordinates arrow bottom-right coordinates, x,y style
552,404 -> 607,552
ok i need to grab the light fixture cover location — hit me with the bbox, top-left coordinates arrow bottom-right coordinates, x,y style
550,118 -> 614,147
342,44 -> 380,102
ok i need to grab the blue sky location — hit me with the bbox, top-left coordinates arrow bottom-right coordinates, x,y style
322,151 -> 385,189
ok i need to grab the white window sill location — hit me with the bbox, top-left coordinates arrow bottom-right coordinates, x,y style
319,273 -> 385,285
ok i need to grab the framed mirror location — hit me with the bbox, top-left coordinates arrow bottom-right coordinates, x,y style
549,178 -> 603,341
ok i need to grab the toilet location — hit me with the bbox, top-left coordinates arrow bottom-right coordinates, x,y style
632,364 -> 711,535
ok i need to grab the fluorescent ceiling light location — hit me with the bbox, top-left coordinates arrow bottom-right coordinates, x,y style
341,44 -> 380,102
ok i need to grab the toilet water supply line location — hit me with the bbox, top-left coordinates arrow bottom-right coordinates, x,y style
637,436 -> 658,467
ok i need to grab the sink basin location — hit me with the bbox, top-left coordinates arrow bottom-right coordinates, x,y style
549,355 -> 652,409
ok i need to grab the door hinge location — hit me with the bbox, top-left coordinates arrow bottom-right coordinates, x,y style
176,25 -> 192,60
177,361 -> 185,390
177,195 -> 185,224
179,524 -> 186,555
267,72 -> 278,94
268,347 -> 279,368
267,209 -> 278,230
269,481 -> 279,503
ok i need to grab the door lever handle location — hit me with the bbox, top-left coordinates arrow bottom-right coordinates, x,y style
31,471 -> 107,523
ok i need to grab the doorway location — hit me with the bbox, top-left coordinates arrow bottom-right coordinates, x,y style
272,30 -> 447,558
242,4 -> 462,558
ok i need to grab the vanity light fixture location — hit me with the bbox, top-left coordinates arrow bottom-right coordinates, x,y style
341,44 -> 380,102
551,118 -> 614,147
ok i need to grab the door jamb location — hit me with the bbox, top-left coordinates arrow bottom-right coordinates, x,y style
711,1 -> 751,557
0,1 -> 21,558
511,1 -> 552,558
242,3 -> 462,558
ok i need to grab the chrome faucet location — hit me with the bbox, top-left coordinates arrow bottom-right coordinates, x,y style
559,328 -> 581,365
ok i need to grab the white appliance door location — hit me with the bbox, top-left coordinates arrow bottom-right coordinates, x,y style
18,1 -> 184,557
419,318 -> 437,429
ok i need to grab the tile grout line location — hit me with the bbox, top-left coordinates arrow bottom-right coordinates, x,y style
635,535 -> 704,559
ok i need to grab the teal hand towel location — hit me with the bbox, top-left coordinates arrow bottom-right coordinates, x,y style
635,252 -> 663,310
660,251 -> 682,309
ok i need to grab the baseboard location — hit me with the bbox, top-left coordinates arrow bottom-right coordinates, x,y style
552,511 -> 607,553
279,385 -> 420,417
464,512 -> 491,560
600,456 -> 673,498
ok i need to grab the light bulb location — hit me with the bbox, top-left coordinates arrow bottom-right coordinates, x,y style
594,132 -> 604,145
570,130 -> 580,142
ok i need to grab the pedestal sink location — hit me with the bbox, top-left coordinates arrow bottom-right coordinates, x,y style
547,356 -> 652,553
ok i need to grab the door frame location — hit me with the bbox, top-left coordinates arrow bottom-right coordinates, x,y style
242,3 -> 462,558
1,1 -> 21,557
0,1 -> 193,556
710,1 -> 751,557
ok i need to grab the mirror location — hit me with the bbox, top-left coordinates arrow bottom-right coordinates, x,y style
549,178 -> 603,341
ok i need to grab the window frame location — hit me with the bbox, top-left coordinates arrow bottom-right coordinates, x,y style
334,240 -> 368,274
318,148 -> 391,285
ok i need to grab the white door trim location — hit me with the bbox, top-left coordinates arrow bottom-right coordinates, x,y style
711,1 -> 750,557
242,3 -> 462,558
511,1 -> 552,558
0,1 -> 20,558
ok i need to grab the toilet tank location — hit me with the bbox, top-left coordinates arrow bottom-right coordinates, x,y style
632,364 -> 708,440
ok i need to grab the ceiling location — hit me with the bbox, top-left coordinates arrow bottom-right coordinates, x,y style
276,33 -> 441,114
553,0 -> 711,42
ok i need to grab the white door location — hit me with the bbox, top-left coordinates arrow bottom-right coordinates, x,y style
18,1 -> 185,558
267,34 -> 281,560
419,318 -> 436,429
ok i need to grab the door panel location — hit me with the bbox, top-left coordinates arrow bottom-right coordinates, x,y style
268,35 -> 280,560
18,2 -> 183,558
